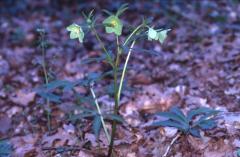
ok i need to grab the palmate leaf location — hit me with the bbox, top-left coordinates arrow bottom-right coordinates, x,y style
66,23 -> 84,43
103,15 -> 123,36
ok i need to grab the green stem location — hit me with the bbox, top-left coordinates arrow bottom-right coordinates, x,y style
117,40 -> 135,103
40,34 -> 51,131
107,36 -> 121,157
92,27 -> 114,67
123,23 -> 143,46
90,83 -> 111,143
107,24 -> 143,157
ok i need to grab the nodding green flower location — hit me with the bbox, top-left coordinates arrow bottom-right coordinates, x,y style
148,27 -> 170,44
103,15 -> 123,36
158,29 -> 170,44
148,27 -> 158,41
66,23 -> 84,43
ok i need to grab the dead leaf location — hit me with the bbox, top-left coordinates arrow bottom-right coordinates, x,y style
42,128 -> 78,147
10,90 -> 36,106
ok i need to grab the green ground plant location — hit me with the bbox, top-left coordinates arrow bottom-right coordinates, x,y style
151,106 -> 219,137
37,4 -> 170,157
151,106 -> 219,157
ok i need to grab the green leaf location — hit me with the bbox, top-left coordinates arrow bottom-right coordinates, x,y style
66,23 -> 84,43
189,128 -> 201,138
103,15 -> 123,36
158,29 -> 170,44
156,112 -> 185,124
81,55 -> 106,65
102,9 -> 113,16
43,80 -> 75,91
87,72 -> 102,82
92,115 -> 102,138
104,114 -> 125,123
37,91 -> 61,103
148,27 -> 158,40
116,3 -> 128,17
0,140 -> 12,157
170,107 -> 188,123
187,107 -> 219,121
69,112 -> 95,122
196,120 -> 217,130
151,120 -> 187,132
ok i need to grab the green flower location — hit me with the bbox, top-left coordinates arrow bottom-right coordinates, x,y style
103,15 -> 123,36
66,23 -> 84,43
148,27 -> 158,41
158,30 -> 169,44
147,27 -> 170,44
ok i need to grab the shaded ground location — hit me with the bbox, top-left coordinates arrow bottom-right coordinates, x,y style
0,0 -> 240,157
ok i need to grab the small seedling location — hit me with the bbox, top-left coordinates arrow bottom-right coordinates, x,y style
151,106 -> 219,157
151,106 -> 219,137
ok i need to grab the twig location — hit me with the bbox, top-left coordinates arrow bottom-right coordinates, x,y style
162,133 -> 181,157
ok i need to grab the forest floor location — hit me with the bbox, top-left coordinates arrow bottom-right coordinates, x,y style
0,1 -> 240,157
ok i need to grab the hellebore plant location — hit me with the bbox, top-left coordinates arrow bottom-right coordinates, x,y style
66,4 -> 170,157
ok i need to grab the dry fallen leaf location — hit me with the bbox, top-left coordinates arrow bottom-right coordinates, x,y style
10,90 -> 36,106
10,134 -> 40,157
42,128 -> 78,147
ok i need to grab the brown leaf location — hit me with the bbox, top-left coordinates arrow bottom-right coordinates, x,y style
10,90 -> 36,106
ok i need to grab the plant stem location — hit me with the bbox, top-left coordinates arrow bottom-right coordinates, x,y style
92,27 -> 114,67
116,40 -> 135,103
107,24 -> 144,157
90,83 -> 111,143
40,32 -> 51,131
123,23 -> 143,46
107,36 -> 121,157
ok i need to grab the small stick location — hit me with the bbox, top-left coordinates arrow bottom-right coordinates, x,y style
162,133 -> 181,157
